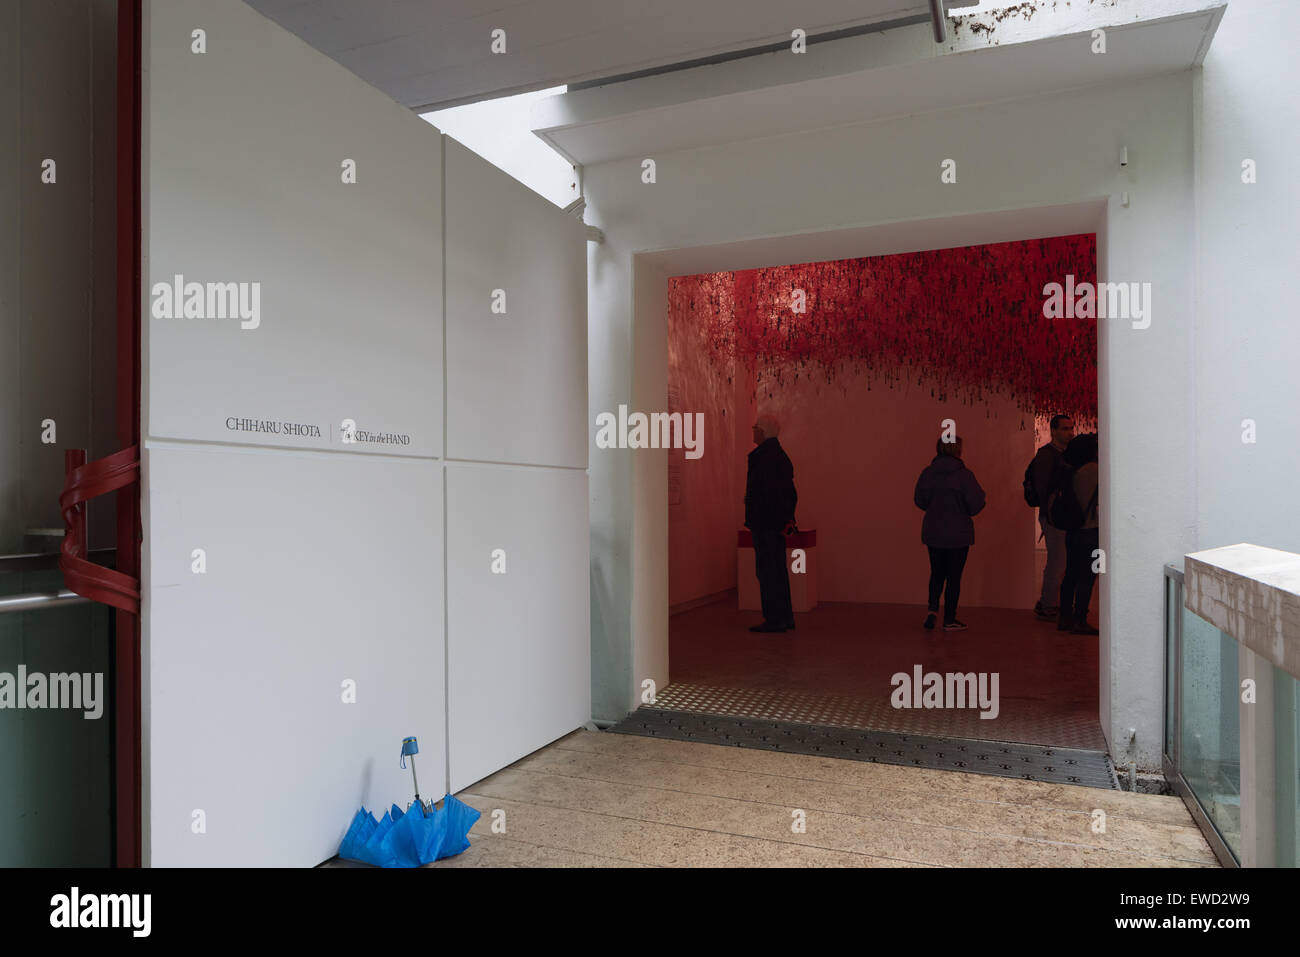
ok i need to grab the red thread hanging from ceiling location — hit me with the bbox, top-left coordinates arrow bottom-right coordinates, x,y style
667,234 -> 1097,420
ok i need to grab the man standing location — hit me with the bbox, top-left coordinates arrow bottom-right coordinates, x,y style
1031,414 -> 1075,621
1058,432 -> 1101,634
744,414 -> 797,633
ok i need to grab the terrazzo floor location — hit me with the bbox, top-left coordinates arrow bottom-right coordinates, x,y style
427,729 -> 1215,867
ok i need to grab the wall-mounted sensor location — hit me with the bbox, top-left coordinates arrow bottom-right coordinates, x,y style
1120,146 -> 1129,167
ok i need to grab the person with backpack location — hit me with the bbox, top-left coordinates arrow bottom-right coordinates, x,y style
914,435 -> 986,632
1051,432 -> 1100,634
1023,414 -> 1075,621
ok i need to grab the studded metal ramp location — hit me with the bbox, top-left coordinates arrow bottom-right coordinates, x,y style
608,708 -> 1120,790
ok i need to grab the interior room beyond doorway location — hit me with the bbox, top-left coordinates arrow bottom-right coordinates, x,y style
661,229 -> 1101,750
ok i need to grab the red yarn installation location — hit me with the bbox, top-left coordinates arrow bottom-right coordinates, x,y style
668,234 -> 1097,420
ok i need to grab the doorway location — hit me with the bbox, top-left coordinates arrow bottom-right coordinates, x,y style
630,201 -> 1109,758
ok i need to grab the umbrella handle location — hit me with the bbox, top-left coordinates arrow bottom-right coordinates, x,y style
399,735 -> 423,808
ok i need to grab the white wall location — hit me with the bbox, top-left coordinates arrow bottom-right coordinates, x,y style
142,0 -> 589,865
142,0 -> 447,867
143,446 -> 445,867
1193,0 -> 1300,555
444,138 -> 587,469
443,136 -> 591,793
585,71 -> 1200,767
143,5 -> 443,456
446,464 -> 590,792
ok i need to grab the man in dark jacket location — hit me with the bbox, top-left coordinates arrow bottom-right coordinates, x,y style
744,414 -> 797,633
914,436 -> 986,631
1030,415 -> 1075,620
1058,432 -> 1100,635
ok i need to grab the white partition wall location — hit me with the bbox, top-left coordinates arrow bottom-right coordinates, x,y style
443,139 -> 590,793
141,0 -> 447,866
446,465 -> 590,792
444,138 -> 588,469
143,448 -> 444,867
141,0 -> 590,864
144,0 -> 442,455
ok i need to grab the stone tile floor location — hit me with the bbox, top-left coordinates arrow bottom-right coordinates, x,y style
419,729 -> 1214,868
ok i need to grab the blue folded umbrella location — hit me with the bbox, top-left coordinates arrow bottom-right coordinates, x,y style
338,794 -> 480,867
438,794 -> 480,857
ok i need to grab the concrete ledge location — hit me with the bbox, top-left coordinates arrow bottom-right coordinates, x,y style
1184,544 -> 1300,680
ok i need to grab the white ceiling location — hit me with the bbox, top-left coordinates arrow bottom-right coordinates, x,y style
531,1 -> 1226,166
244,0 -> 978,110
639,199 -> 1107,276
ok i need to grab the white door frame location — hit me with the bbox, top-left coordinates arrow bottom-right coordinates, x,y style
626,198 -> 1114,747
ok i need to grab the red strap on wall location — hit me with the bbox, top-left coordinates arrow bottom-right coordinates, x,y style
59,446 -> 141,613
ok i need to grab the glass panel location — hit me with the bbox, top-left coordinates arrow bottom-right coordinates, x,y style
1165,574 -> 1179,761
1276,663 -> 1299,868
0,569 -> 113,866
1179,606 -> 1241,859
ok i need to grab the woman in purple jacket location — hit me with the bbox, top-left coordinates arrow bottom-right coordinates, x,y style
913,436 -> 987,631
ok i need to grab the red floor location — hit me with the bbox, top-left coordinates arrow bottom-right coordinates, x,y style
666,599 -> 1104,750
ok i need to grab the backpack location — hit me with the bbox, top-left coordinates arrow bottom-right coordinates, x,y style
1024,448 -> 1064,508
1047,467 -> 1097,531
1022,461 -> 1039,507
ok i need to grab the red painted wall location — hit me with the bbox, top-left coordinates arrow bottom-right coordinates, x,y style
668,235 -> 1096,612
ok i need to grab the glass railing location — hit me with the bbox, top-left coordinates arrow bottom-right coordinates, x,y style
1179,601 -> 1241,852
0,564 -> 113,867
1276,665 -> 1299,867
1165,562 -> 1300,867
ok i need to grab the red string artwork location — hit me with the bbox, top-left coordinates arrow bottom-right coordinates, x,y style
667,234 -> 1097,421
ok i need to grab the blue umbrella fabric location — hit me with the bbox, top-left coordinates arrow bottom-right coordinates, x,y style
438,793 -> 480,857
338,806 -> 397,868
338,794 -> 481,867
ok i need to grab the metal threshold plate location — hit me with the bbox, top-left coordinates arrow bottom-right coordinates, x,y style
608,708 -> 1119,790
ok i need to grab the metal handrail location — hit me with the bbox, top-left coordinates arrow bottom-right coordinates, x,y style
0,590 -> 91,613
0,549 -> 112,612
0,548 -> 116,573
